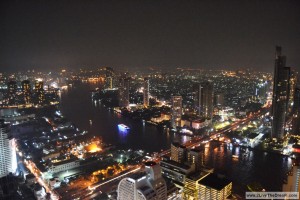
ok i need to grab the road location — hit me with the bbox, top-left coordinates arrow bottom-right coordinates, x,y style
47,108 -> 269,199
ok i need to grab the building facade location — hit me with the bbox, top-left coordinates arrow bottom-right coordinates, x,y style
193,82 -> 214,119
0,119 -> 17,178
171,96 -> 182,128
271,46 -> 291,139
119,77 -> 130,107
143,78 -> 150,107
117,162 -> 167,200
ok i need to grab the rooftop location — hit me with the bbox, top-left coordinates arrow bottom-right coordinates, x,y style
160,159 -> 191,170
198,173 -> 231,190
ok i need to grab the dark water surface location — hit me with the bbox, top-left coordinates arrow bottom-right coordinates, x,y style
60,83 -> 292,195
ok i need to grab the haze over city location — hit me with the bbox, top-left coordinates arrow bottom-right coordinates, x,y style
1,0 -> 300,72
1,1 -> 300,200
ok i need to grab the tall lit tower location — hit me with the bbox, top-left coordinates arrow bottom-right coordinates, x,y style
143,78 -> 149,107
271,46 -> 291,139
22,80 -> 31,105
288,70 -> 298,114
170,142 -> 186,163
34,80 -> 45,105
0,119 -> 17,178
193,81 -> 214,119
118,77 -> 130,107
292,87 -> 300,135
171,96 -> 182,128
7,80 -> 17,105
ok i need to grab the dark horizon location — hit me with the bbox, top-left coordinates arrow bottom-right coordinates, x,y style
1,0 -> 300,73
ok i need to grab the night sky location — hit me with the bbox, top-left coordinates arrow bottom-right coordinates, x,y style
1,0 -> 300,72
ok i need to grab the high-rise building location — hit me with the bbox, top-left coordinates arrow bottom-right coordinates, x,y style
271,46 -> 291,139
282,165 -> 300,193
0,119 -> 17,178
289,70 -> 298,114
34,80 -> 45,105
171,96 -> 182,128
143,78 -> 150,107
106,77 -> 113,89
105,67 -> 115,89
22,80 -> 31,105
171,142 -> 186,164
292,87 -> 300,135
187,149 -> 204,171
193,82 -> 214,119
118,77 -> 130,107
182,171 -> 210,200
7,81 -> 17,105
117,161 -> 167,200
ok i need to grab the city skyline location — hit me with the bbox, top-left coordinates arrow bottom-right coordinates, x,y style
1,0 -> 300,73
1,0 -> 300,199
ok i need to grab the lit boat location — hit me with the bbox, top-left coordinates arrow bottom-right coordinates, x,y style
232,155 -> 239,159
118,124 -> 130,131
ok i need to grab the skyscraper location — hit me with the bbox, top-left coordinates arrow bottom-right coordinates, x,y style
34,80 -> 45,105
187,148 -> 204,171
171,96 -> 182,128
7,80 -> 17,105
143,78 -> 150,107
105,77 -> 113,89
0,119 -> 17,178
117,161 -> 167,200
288,70 -> 298,114
193,82 -> 214,119
105,67 -> 115,89
271,46 -> 291,139
118,77 -> 130,107
292,87 -> 300,135
22,80 -> 31,105
171,142 -> 186,164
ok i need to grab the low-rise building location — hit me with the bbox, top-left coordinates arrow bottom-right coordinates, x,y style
198,173 -> 232,200
48,158 -> 80,174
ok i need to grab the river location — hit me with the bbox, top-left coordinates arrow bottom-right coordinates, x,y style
60,83 -> 292,196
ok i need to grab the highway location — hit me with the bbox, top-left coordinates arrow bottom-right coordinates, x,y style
83,108 -> 269,199
48,108 -> 269,199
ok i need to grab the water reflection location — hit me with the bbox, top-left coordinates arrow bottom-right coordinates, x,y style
60,83 -> 293,196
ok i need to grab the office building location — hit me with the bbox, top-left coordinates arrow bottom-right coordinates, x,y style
198,173 -> 232,200
282,165 -> 300,193
171,96 -> 182,128
193,82 -> 214,119
171,142 -> 186,164
292,87 -> 300,135
160,159 -> 194,187
289,70 -> 298,114
118,77 -> 130,107
117,161 -> 167,200
143,78 -> 150,107
21,80 -> 31,104
187,148 -> 204,171
271,46 -> 291,139
0,119 -> 17,178
34,80 -> 45,105
182,171 -> 210,200
106,76 -> 113,89
7,81 -> 17,105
